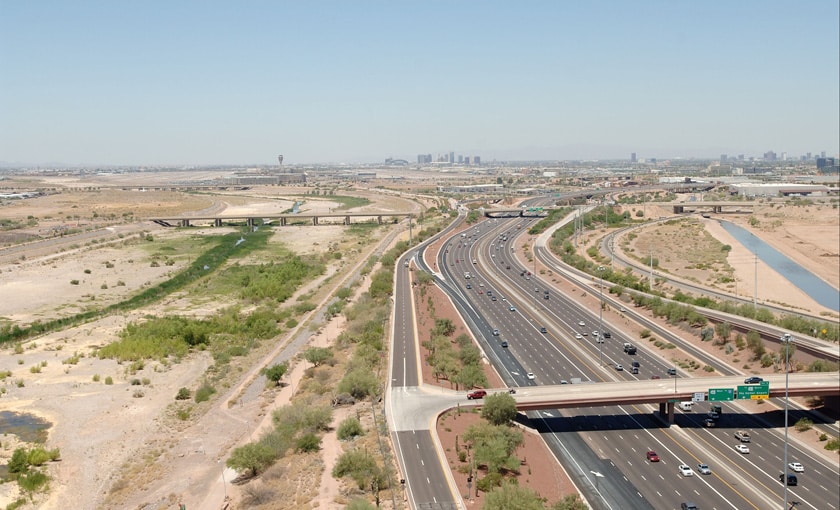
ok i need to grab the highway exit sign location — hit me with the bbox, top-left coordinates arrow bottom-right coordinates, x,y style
709,388 -> 734,401
736,381 -> 770,400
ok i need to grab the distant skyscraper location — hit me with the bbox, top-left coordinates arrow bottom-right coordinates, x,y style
449,151 -> 455,164
763,151 -> 777,161
458,155 -> 463,164
474,156 -> 480,165
807,152 -> 812,160
630,153 -> 637,163
720,154 -> 727,164
465,156 -> 470,165
821,151 -> 826,158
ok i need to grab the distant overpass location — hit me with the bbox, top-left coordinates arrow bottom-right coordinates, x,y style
483,207 -> 554,218
672,201 -> 760,214
149,211 -> 413,227
469,373 -> 839,423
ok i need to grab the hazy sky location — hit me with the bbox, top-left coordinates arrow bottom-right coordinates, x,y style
2,1 -> 838,166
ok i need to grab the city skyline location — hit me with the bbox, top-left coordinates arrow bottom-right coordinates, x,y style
1,1 -> 838,166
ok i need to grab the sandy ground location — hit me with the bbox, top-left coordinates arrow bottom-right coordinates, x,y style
0,183 -> 415,509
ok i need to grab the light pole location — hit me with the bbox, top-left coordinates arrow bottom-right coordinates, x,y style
597,266 -> 606,367
781,333 -> 793,510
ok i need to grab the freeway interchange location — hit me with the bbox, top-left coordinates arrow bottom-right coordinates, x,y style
388,208 -> 839,510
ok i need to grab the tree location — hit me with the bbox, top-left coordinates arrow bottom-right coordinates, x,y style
337,416 -> 364,440
263,362 -> 289,385
455,363 -> 488,391
338,368 -> 380,399
715,322 -> 732,341
464,422 -> 523,474
333,449 -> 380,490
551,494 -> 588,510
303,346 -> 332,367
481,392 -> 518,426
484,482 -> 545,510
434,318 -> 456,337
226,442 -> 276,477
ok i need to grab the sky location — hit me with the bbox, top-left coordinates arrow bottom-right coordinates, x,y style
1,1 -> 838,166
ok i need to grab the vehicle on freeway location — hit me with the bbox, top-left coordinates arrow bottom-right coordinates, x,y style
680,503 -> 698,510
703,418 -> 716,428
466,390 -> 486,400
509,306 -> 517,312
697,463 -> 711,475
581,331 -> 588,336
744,376 -> 764,384
631,361 -> 640,368
560,380 -> 569,384
578,321 -> 586,326
592,330 -> 600,337
646,450 -> 660,462
788,462 -> 804,472
651,375 -> 661,380
478,290 -> 483,294
575,333 -> 583,339
491,296 -> 497,301
735,430 -> 751,442
708,412 -> 721,421
501,341 -> 508,348
615,364 -> 624,371
667,368 -> 677,375
492,329 -> 499,336
678,464 -> 694,477
540,327 -> 547,334
526,372 -> 535,380
602,331 -> 611,338
780,473 -> 798,486
619,307 -> 628,312
595,336 -> 603,343
735,444 -> 750,454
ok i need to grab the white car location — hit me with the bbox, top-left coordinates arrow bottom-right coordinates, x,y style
526,372 -> 535,380
615,364 -> 624,371
697,463 -> 711,475
678,464 -> 694,477
735,444 -> 750,454
788,462 -> 804,472
575,333 -> 583,339
578,321 -> 586,326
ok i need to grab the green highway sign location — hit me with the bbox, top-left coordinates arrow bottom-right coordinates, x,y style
736,382 -> 770,400
668,399 -> 680,403
709,388 -> 734,401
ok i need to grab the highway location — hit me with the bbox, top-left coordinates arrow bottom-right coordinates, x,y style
434,211 -> 839,510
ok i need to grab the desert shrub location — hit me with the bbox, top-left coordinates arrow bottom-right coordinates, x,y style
130,378 -> 142,385
18,470 -> 48,493
794,417 -> 813,432
640,329 -> 651,338
8,448 -> 29,474
104,376 -> 114,385
825,438 -> 839,451
92,374 -> 100,382
27,448 -> 51,466
337,416 -> 364,440
295,432 -> 321,453
195,383 -> 216,403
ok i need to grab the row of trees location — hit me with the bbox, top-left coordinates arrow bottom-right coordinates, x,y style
423,318 -> 488,390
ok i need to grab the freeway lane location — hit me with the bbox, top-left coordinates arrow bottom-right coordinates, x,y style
440,214 -> 836,508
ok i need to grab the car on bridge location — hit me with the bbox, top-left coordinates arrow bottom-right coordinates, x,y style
466,390 -> 486,400
744,376 -> 764,384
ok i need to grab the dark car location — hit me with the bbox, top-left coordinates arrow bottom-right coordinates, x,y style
603,331 -> 611,338
744,376 -> 764,384
780,473 -> 797,486
667,368 -> 677,376
680,504 -> 699,510
540,327 -> 547,334
501,341 -> 508,348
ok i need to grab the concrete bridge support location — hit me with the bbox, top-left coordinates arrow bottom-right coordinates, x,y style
345,216 -> 351,225
180,219 -> 191,227
658,402 -> 675,424
214,219 -> 222,227
313,216 -> 318,226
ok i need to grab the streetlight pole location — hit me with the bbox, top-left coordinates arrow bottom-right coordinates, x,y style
782,333 -> 793,510
597,266 -> 605,367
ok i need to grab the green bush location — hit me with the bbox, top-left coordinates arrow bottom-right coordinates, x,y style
104,376 -> 114,385
795,417 -> 814,432
337,417 -> 364,440
296,432 -> 321,453
195,383 -> 216,403
176,387 -> 191,400
18,470 -> 49,493
27,448 -> 51,466
825,438 -> 839,451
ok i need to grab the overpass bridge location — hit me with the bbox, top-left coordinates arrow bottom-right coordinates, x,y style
149,211 -> 413,227
672,201 -> 760,214
470,373 -> 839,423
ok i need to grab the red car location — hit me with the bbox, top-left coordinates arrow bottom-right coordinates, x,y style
467,390 -> 487,400
646,451 -> 660,462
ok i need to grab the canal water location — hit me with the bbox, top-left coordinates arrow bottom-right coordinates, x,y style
718,220 -> 840,312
